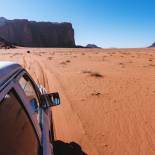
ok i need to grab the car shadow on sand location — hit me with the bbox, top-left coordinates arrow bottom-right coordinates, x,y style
52,140 -> 87,155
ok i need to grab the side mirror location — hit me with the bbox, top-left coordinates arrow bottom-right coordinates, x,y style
30,98 -> 38,112
47,92 -> 61,106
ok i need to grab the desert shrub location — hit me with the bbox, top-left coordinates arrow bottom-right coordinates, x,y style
90,72 -> 103,78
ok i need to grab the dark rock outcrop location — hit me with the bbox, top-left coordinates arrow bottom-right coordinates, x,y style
86,44 -> 100,48
0,36 -> 15,49
76,45 -> 85,48
0,17 -> 75,47
149,42 -> 155,48
76,44 -> 101,48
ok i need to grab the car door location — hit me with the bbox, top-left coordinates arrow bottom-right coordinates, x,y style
16,71 -> 54,155
0,80 -> 41,155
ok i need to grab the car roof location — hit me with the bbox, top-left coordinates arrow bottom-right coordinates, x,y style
0,61 -> 23,87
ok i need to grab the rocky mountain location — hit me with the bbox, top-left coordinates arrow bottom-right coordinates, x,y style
86,44 -> 100,48
149,42 -> 155,48
0,36 -> 15,49
0,17 -> 75,47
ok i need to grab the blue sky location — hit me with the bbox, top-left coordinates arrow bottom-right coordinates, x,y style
0,0 -> 155,48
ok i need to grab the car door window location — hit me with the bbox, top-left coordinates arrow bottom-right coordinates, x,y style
0,89 -> 40,155
19,75 -> 40,106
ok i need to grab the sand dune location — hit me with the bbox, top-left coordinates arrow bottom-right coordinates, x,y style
0,48 -> 155,155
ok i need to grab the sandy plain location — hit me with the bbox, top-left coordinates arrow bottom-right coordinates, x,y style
0,48 -> 155,155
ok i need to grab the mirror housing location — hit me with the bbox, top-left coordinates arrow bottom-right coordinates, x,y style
47,92 -> 61,107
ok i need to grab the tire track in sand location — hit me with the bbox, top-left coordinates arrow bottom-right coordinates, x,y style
32,56 -> 99,155
22,54 -> 49,91
22,54 -> 99,155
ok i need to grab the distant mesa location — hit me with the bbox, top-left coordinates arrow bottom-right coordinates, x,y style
76,44 -> 101,48
86,44 -> 101,48
0,36 -> 15,49
149,42 -> 155,48
0,17 -> 75,47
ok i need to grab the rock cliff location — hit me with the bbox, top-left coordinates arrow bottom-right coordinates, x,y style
0,17 -> 75,47
0,36 -> 15,49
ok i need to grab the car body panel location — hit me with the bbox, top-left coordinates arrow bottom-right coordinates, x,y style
0,61 -> 22,87
0,61 -> 54,155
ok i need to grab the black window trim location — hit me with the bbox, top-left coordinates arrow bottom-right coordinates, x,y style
0,69 -> 24,92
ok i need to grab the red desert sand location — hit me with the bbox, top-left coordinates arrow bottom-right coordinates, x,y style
0,48 -> 155,155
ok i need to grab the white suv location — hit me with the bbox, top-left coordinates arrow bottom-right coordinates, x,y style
0,61 -> 60,155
